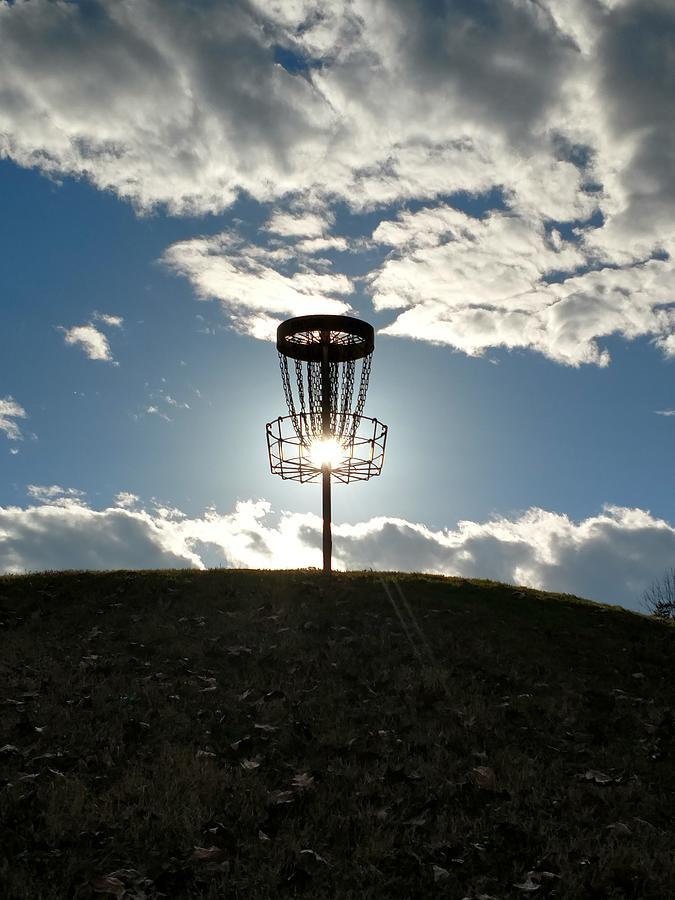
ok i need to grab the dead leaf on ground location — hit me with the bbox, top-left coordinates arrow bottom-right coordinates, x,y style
582,769 -> 618,784
90,874 -> 125,896
514,871 -> 541,891
291,771 -> 315,790
90,869 -> 154,898
515,870 -> 559,891
0,744 -> 24,757
238,687 -> 255,701
192,845 -> 228,862
241,757 -> 262,770
432,864 -> 450,882
267,789 -> 295,805
471,765 -> 496,788
264,689 -> 286,701
230,735 -> 253,754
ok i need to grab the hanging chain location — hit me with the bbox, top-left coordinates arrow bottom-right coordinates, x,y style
336,358 -> 355,438
352,353 -> 372,435
279,353 -> 300,438
279,344 -> 373,443
307,360 -> 323,438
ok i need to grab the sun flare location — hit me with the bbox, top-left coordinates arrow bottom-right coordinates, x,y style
307,437 -> 347,470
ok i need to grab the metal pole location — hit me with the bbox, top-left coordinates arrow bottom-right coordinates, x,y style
321,337 -> 332,575
322,464 -> 332,574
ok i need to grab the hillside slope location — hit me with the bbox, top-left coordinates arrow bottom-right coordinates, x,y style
1,570 -> 674,899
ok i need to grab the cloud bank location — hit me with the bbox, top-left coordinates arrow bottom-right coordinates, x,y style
2,492 -> 674,611
2,0 -> 675,362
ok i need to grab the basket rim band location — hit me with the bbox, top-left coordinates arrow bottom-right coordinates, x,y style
277,314 -> 374,362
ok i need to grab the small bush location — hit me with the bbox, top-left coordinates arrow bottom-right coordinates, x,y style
641,567 -> 675,619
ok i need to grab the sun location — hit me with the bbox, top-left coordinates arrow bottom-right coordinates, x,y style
307,437 -> 347,470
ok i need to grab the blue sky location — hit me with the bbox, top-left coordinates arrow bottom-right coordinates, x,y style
1,0 -> 675,609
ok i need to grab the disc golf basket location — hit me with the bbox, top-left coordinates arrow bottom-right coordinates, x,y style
266,314 -> 388,574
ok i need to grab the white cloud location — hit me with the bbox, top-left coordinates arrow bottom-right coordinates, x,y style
93,311 -> 124,328
371,204 -> 675,366
267,211 -> 327,238
60,324 -> 115,362
0,396 -> 27,441
0,502 -> 201,572
26,484 -> 86,507
137,385 -> 190,422
0,0 -> 589,216
0,0 -> 335,213
59,310 -> 123,362
163,230 -> 353,340
145,405 -> 171,422
2,0 -> 675,363
114,491 -> 139,508
0,494 -> 673,611
165,395 -> 189,409
655,409 -> 675,417
331,505 -> 675,611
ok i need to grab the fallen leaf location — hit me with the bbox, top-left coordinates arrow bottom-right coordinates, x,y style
241,757 -> 262,770
264,689 -> 286,701
299,848 -> 329,867
583,769 -> 614,784
537,871 -> 560,881
471,766 -> 496,788
238,688 -> 255,701
90,874 -> 125,896
267,789 -> 295,805
606,821 -> 632,835
90,869 -> 153,898
291,772 -> 315,790
0,744 -> 23,757
192,845 -> 228,862
432,865 -> 450,882
514,872 -> 541,891
196,749 -> 216,759
230,735 -> 253,755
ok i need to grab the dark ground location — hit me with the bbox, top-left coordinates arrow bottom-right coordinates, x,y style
1,569 -> 674,898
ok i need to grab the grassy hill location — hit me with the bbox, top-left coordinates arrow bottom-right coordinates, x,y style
1,569 -> 674,899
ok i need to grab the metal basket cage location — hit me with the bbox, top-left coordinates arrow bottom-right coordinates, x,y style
266,413 -> 387,485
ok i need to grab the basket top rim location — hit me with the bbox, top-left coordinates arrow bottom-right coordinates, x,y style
277,314 -> 374,362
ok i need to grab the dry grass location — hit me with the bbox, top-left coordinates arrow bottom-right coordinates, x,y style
1,569 -> 673,898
